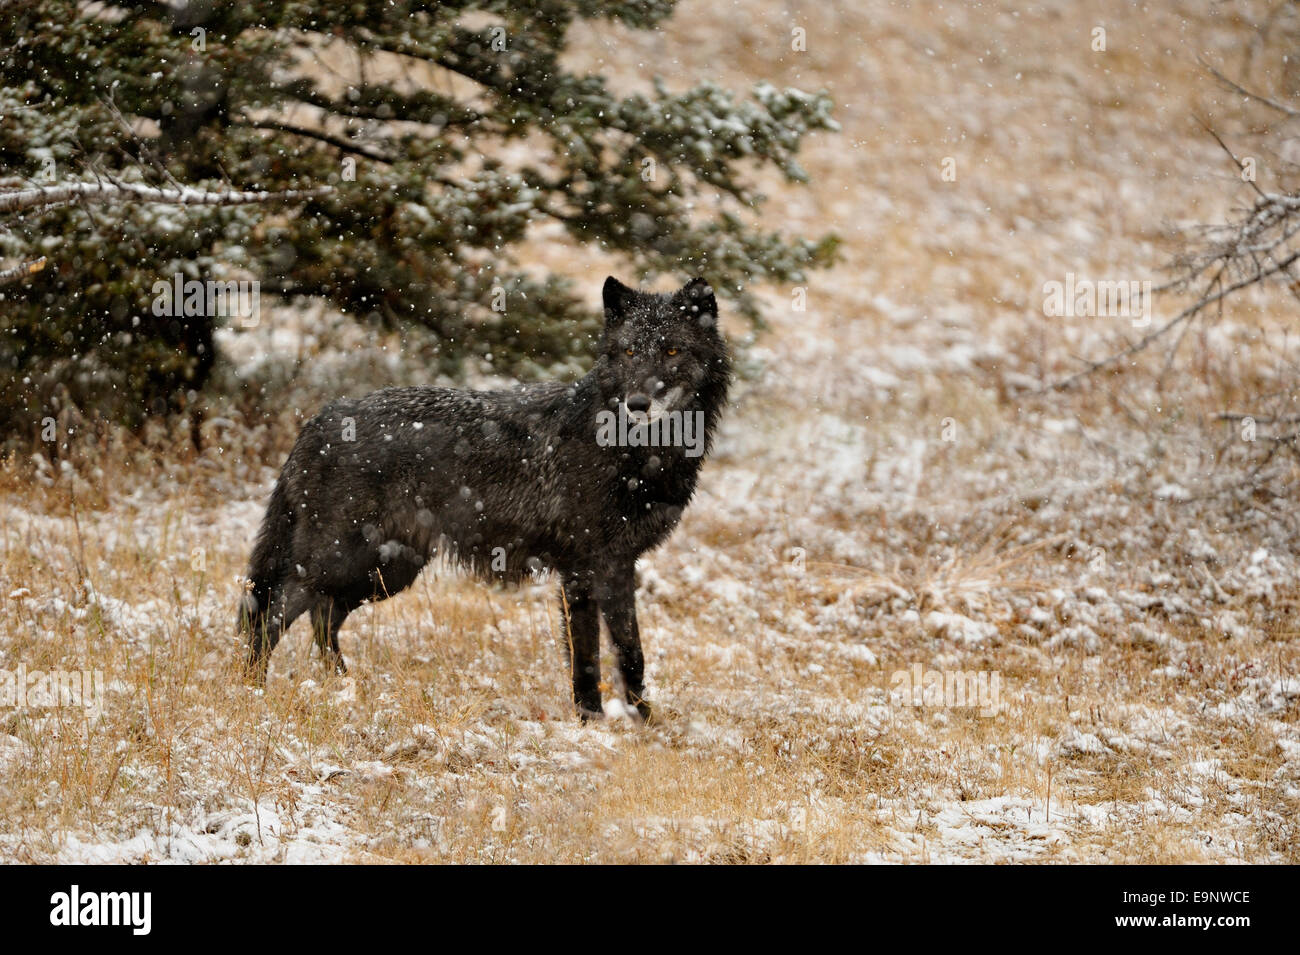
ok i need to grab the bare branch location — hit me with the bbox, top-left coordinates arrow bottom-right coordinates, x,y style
1203,59 -> 1300,119
1039,72 -> 1300,395
1043,247 -> 1300,392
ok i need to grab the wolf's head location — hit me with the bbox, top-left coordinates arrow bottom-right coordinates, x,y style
594,276 -> 731,425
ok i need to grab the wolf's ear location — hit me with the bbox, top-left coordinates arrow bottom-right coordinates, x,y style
603,276 -> 634,325
680,277 -> 717,319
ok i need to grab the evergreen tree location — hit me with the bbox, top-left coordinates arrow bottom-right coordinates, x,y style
0,0 -> 838,435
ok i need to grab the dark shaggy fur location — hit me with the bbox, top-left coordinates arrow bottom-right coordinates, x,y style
239,276 -> 731,721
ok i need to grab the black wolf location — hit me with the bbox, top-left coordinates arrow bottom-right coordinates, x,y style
239,276 -> 730,721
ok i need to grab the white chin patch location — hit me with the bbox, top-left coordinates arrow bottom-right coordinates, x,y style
646,386 -> 685,422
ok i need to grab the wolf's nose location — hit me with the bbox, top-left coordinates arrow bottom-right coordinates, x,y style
626,393 -> 651,414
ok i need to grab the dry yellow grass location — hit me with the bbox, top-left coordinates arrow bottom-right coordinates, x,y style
2,450 -> 1297,862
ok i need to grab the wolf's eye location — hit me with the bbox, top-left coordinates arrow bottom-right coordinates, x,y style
666,347 -> 678,356
625,348 -> 635,356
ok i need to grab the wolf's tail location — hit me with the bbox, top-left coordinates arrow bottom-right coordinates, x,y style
239,474 -> 294,641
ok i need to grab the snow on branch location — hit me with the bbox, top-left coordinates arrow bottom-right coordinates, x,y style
0,180 -> 333,215
0,256 -> 46,288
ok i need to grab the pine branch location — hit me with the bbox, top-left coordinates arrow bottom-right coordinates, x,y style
0,180 -> 333,215
237,117 -> 395,163
0,255 -> 47,287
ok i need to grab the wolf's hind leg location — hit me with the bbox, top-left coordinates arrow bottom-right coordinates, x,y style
244,581 -> 314,684
309,599 -> 349,675
560,573 -> 602,720
240,591 -> 269,684
601,567 -> 651,723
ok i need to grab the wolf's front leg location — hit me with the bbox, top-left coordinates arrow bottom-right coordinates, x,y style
560,574 -> 603,720
601,566 -> 652,723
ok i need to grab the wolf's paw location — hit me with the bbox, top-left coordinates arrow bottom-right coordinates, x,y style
576,703 -> 604,724
321,651 -> 348,676
599,697 -> 656,726
241,656 -> 269,688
